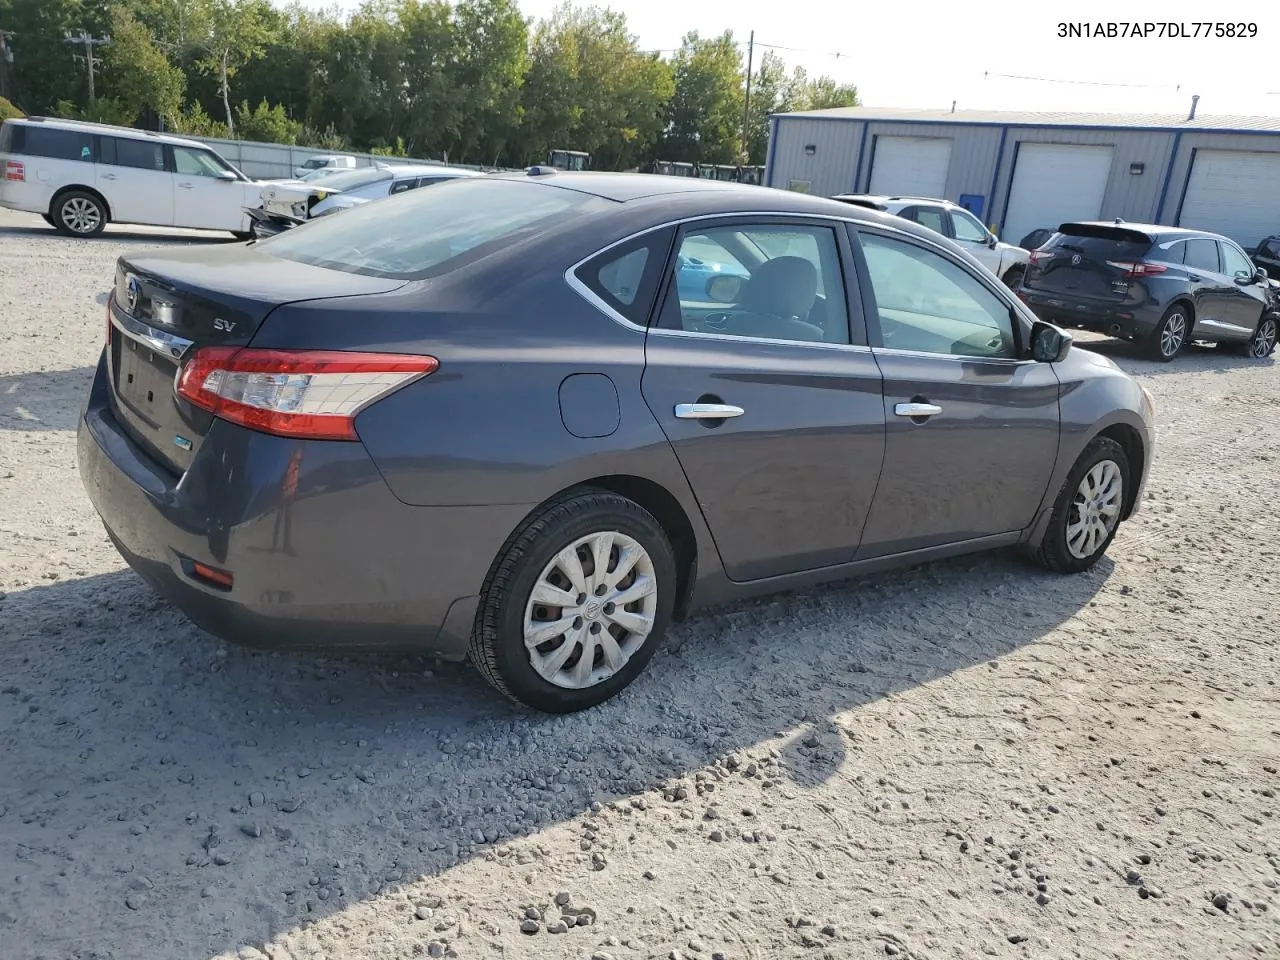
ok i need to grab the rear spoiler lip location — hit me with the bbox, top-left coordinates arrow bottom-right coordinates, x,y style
1056,222 -> 1156,244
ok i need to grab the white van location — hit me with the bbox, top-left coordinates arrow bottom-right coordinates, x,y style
0,116 -> 265,238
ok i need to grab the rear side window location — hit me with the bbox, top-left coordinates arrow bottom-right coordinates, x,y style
900,205 -> 947,236
574,229 -> 673,325
1183,238 -> 1220,272
17,126 -> 93,162
262,177 -> 607,280
389,178 -> 420,195
101,136 -> 165,171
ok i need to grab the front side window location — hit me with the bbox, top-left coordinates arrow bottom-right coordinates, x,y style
950,209 -> 990,243
1183,238 -> 1220,273
313,167 -> 390,192
1219,241 -> 1255,280
1262,239 -> 1280,259
658,223 -> 849,344
173,147 -> 231,177
262,177 -> 607,280
389,178 -> 420,195
860,232 -> 1017,359
22,126 -> 93,162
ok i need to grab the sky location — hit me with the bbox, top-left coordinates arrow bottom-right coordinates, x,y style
284,1 -> 1280,118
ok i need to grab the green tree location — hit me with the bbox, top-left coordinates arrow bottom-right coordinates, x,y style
0,95 -> 24,120
519,5 -> 672,169
661,31 -> 744,164
194,0 -> 271,136
101,5 -> 186,127
234,98 -> 299,143
450,0 -> 528,164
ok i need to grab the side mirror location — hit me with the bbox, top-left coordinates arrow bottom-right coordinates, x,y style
1030,320 -> 1072,363
215,170 -> 238,182
987,233 -> 998,248
1254,267 -> 1268,284
706,273 -> 744,303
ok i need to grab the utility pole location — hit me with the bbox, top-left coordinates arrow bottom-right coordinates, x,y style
64,30 -> 109,103
742,30 -> 754,164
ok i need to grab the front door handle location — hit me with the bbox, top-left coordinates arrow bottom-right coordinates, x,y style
894,402 -> 942,418
178,182 -> 194,190
1188,274 -> 1204,283
675,403 -> 745,420
100,173 -> 117,180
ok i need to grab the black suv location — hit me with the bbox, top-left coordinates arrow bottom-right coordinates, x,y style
1252,235 -> 1280,279
1018,221 -> 1278,362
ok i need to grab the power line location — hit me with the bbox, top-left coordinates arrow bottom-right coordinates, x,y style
984,71 -> 1181,91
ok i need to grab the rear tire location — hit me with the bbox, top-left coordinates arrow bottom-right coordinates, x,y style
1233,313 -> 1278,359
51,190 -> 107,238
1143,303 -> 1190,362
1028,436 -> 1130,574
1002,264 -> 1026,290
469,489 -> 677,713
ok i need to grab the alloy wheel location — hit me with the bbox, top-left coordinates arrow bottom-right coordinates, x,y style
1160,312 -> 1187,358
61,197 -> 102,235
1066,459 -> 1124,560
1251,317 -> 1277,358
522,531 -> 658,690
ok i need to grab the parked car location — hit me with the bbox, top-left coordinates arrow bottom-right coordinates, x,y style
1018,228 -> 1056,252
1251,234 -> 1280,278
0,116 -> 263,238
293,154 -> 356,179
1018,221 -> 1279,361
831,194 -> 1030,288
249,163 -> 484,237
80,171 -> 1156,713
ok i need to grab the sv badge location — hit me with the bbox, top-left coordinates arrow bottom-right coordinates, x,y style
213,318 -> 237,333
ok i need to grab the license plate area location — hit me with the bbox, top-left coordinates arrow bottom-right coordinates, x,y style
115,336 -> 178,428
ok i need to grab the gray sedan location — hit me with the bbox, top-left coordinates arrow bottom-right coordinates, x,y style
78,171 -> 1156,712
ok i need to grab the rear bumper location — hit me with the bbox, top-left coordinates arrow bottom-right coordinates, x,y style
77,354 -> 532,658
0,178 -> 51,215
1019,290 -> 1161,339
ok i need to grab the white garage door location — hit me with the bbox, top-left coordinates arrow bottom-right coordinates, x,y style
1001,143 -> 1114,246
867,136 -> 952,197
1178,150 -> 1280,247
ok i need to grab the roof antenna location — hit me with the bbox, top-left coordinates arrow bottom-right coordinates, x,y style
1188,94 -> 1200,121
950,100 -> 956,113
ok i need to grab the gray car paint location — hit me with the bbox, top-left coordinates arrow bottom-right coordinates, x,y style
78,172 -> 1155,660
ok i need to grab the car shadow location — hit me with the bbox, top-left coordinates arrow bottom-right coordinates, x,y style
0,366 -> 95,432
0,548 -> 1111,958
1075,335 -> 1272,376
0,223 -> 238,244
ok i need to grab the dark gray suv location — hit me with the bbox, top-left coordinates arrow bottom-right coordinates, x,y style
78,172 -> 1157,712
1018,221 -> 1279,362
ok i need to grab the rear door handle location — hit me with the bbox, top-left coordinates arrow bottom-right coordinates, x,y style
178,182 -> 194,190
675,403 -> 745,419
1188,274 -> 1204,283
100,173 -> 117,180
894,402 -> 942,418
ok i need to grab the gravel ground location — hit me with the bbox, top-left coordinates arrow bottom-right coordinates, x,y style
1,207 -> 1278,960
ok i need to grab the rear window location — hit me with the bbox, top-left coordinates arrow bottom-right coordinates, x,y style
317,167 -> 390,192
1046,225 -> 1151,262
260,177 -> 606,280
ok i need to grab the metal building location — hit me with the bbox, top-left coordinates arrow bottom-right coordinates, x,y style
764,105 -> 1280,248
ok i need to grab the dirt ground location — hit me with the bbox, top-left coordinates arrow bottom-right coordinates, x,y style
1,207 -> 1278,960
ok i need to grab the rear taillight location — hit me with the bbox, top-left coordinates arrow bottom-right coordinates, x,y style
1106,261 -> 1167,277
1028,249 -> 1053,264
175,348 -> 438,441
2,160 -> 23,182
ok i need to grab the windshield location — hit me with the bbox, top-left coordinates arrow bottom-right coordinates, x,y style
314,167 -> 391,192
260,177 -> 606,280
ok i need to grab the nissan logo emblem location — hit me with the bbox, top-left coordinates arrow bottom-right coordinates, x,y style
1071,254 -> 1082,266
126,275 -> 141,313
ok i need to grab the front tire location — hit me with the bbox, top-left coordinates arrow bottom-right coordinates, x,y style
1029,436 -> 1130,574
1233,313 -> 1278,359
1143,304 -> 1190,362
469,490 -> 677,713
51,190 -> 107,238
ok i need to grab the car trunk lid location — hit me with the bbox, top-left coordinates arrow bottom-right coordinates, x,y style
1023,223 -> 1156,300
107,242 -> 405,476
